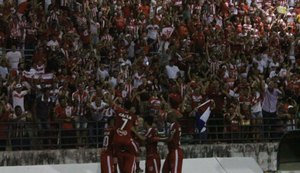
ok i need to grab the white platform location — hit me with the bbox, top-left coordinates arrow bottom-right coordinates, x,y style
0,157 -> 263,173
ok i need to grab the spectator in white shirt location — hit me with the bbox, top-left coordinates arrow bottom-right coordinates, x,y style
46,35 -> 59,51
97,64 -> 109,81
12,83 -> 30,112
165,60 -> 180,80
269,66 -> 278,79
119,56 -> 132,66
90,97 -> 108,121
108,71 -> 118,88
126,36 -> 135,60
253,55 -> 268,74
288,0 -> 295,8
262,80 -> 283,138
90,18 -> 100,47
133,70 -> 145,88
146,23 -> 160,52
6,45 -> 22,70
146,24 -> 160,41
89,96 -> 108,144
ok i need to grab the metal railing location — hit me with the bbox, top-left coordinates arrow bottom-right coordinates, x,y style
0,116 -> 297,151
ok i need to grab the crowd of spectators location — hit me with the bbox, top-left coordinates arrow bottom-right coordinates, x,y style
0,0 -> 300,150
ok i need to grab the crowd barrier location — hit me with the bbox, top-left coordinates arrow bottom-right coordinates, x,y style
0,116 -> 297,150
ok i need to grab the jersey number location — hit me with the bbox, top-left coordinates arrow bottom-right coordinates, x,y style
120,118 -> 129,130
103,135 -> 109,147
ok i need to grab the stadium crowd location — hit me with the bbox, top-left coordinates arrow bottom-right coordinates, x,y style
0,0 -> 300,150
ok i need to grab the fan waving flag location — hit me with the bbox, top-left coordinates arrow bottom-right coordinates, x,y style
195,100 -> 213,133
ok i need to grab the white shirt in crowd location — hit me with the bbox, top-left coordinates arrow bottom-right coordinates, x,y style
268,62 -> 279,78
90,100 -> 108,121
165,64 -> 180,79
251,91 -> 262,113
119,58 -> 132,66
91,100 -> 108,112
288,0 -> 295,7
146,24 -> 159,40
90,20 -> 100,35
133,72 -> 144,88
47,39 -> 59,51
127,41 -> 135,58
109,76 -> 117,88
12,90 -> 28,111
0,65 -> 8,79
262,87 -> 282,113
159,40 -> 170,53
269,70 -> 278,78
97,67 -> 109,81
279,68 -> 288,78
289,40 -> 296,63
253,56 -> 269,73
6,50 -> 22,70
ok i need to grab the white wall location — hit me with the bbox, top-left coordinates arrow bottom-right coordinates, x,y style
0,157 -> 263,173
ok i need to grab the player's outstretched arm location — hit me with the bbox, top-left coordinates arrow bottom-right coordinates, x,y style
131,126 -> 146,141
155,130 -> 175,143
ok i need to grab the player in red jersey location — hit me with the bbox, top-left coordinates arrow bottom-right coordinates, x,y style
132,116 -> 161,173
133,116 -> 145,173
100,117 -> 115,173
111,100 -> 138,173
161,111 -> 183,173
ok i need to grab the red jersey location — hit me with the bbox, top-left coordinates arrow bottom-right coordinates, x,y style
145,127 -> 159,157
149,96 -> 161,110
206,88 -> 226,115
101,128 -> 115,173
102,127 -> 115,155
54,105 -> 74,130
113,105 -> 138,144
168,122 -> 182,150
168,93 -> 182,109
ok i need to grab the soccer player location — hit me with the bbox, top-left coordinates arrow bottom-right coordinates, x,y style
111,100 -> 138,173
132,116 -> 161,173
100,117 -> 115,173
161,111 -> 183,173
133,116 -> 145,173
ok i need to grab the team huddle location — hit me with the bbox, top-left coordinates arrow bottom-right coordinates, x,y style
100,100 -> 183,173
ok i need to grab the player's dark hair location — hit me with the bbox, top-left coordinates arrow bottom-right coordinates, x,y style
144,116 -> 154,126
123,100 -> 132,110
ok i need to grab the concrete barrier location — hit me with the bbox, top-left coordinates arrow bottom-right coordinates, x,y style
0,157 -> 263,173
